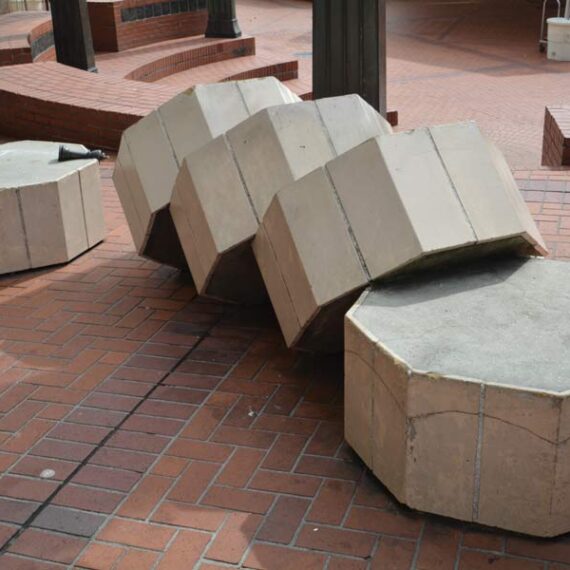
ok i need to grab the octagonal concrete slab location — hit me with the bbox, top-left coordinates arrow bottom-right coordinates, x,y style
171,94 -> 392,303
346,257 -> 570,537
113,78 -> 301,270
0,141 -> 105,276
254,122 -> 546,351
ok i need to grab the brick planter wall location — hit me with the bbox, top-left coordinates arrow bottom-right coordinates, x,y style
542,106 -> 570,167
88,0 -> 208,52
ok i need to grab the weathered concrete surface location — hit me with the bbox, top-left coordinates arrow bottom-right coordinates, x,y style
255,121 -> 546,351
172,94 -> 392,303
113,78 -> 300,270
346,257 -> 570,537
0,140 -> 105,275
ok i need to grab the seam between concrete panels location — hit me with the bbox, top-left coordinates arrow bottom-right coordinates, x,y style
313,100 -> 371,281
549,397 -> 563,517
156,108 -> 182,169
472,383 -> 486,521
323,167 -> 372,281
426,127 -> 478,242
226,135 -> 261,225
236,82 -> 253,116
15,186 -> 32,269
77,169 -> 92,248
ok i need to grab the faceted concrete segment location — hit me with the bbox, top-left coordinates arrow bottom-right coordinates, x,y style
113,78 -> 301,269
0,141 -> 105,276
345,257 -> 570,537
254,121 -> 546,351
171,95 -> 393,303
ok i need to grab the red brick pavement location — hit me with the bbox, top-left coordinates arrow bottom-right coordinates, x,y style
0,159 -> 567,569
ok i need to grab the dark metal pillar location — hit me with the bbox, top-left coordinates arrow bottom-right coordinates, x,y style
206,0 -> 242,39
313,0 -> 387,117
50,0 -> 97,72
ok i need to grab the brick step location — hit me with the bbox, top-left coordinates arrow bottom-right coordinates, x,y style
156,49 -> 298,88
0,11 -> 54,66
96,35 -> 257,83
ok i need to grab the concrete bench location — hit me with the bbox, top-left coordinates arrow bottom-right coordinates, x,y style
255,122 -> 546,351
346,257 -> 570,537
114,77 -> 301,270
171,94 -> 392,303
0,141 -> 105,274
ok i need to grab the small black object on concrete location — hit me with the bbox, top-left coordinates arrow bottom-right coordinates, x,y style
58,145 -> 108,162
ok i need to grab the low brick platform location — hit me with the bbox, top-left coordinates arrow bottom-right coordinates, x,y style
0,62 -> 180,149
543,105 -> 570,167
0,11 -> 54,66
88,0 -> 208,52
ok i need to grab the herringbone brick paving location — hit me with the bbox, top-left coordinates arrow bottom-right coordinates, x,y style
0,160 -> 568,569
2,0 -> 570,566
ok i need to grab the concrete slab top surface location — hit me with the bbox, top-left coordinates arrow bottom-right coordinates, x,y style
354,257 -> 570,393
0,141 -> 94,188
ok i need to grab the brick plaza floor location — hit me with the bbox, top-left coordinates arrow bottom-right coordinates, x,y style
2,0 -> 570,568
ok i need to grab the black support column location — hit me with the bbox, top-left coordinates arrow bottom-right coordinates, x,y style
313,0 -> 387,116
206,0 -> 242,39
50,0 -> 97,72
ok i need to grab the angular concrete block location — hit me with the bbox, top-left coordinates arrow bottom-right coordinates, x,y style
0,141 -> 105,276
113,78 -> 301,269
345,257 -> 570,537
172,95 -> 393,303
255,121 -> 546,350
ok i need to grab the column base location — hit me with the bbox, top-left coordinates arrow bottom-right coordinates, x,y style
205,18 -> 242,38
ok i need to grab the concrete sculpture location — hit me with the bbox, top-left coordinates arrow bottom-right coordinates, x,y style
113,77 -> 301,269
345,257 -> 570,537
0,140 -> 105,275
170,94 -> 392,303
254,122 -> 546,351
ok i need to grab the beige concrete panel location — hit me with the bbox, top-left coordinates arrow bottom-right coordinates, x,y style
187,136 -> 258,257
484,384 -> 560,442
345,351 -> 374,468
406,373 -> 479,521
377,128 -> 477,254
477,415 -> 555,535
0,188 -> 29,274
252,224 -> 301,346
20,181 -> 68,268
227,103 -> 335,219
487,139 -> 548,255
124,111 -> 179,215
406,410 -> 478,521
326,138 -> 422,280
373,343 -> 410,411
159,83 -> 248,165
429,122 -> 545,249
170,163 -> 213,292
259,192 -> 313,340
345,306 -> 375,368
371,365 -> 408,501
238,77 -> 302,114
57,172 -> 89,261
78,163 -> 106,247
315,95 -> 392,155
274,169 -> 368,327
407,372 -> 480,418
114,139 -> 149,250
